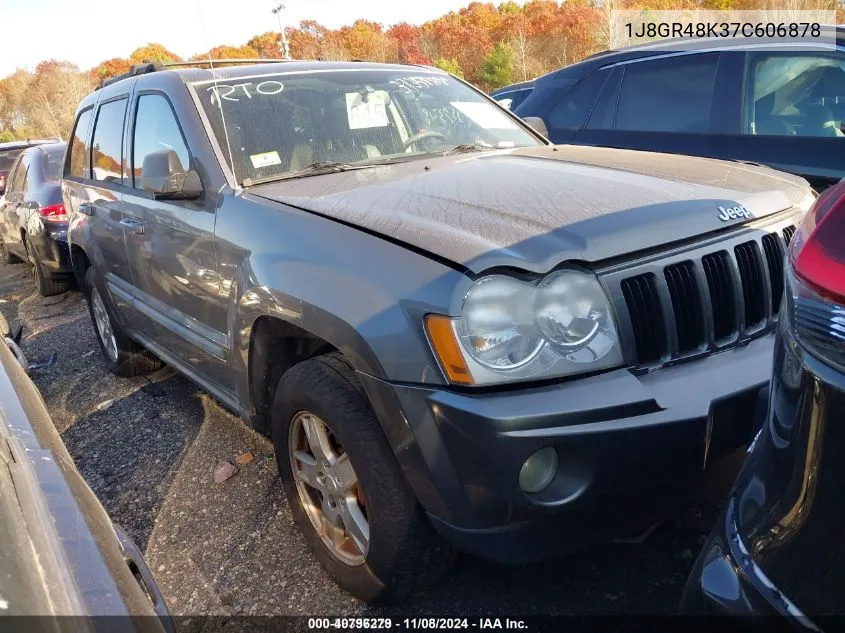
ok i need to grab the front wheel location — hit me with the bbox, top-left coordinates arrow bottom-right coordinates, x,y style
272,352 -> 454,604
83,267 -> 162,377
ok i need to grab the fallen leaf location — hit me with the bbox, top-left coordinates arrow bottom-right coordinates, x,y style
82,350 -> 95,358
95,399 -> 114,412
213,460 -> 238,484
234,451 -> 254,465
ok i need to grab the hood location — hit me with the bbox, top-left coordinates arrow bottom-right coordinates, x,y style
250,145 -> 812,274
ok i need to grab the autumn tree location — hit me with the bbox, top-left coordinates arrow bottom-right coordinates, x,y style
192,45 -> 260,61
247,32 -> 283,58
23,62 -> 90,139
129,43 -> 182,64
0,70 -> 33,136
480,42 -> 514,89
339,20 -> 396,62
433,58 -> 464,78
425,9 -> 494,83
91,58 -> 132,82
387,23 -> 430,65
288,20 -> 328,59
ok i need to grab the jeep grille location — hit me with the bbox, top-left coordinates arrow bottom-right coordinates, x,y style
603,221 -> 799,368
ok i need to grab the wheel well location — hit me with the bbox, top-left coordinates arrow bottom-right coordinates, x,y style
249,316 -> 339,429
70,245 -> 91,288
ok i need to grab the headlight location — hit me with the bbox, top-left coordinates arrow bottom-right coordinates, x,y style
426,269 -> 624,386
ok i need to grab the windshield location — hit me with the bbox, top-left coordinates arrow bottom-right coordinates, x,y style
194,69 -> 542,185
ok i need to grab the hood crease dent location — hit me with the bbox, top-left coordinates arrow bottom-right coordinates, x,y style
250,145 -> 810,274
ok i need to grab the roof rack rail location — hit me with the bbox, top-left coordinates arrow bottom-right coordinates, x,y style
96,59 -> 295,90
161,58 -> 295,67
98,62 -> 163,90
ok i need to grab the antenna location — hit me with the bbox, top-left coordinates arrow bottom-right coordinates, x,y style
194,1 -> 238,188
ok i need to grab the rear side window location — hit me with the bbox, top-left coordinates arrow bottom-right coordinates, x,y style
746,53 -> 845,138
91,98 -> 128,184
0,149 -> 24,174
67,109 -> 93,179
132,94 -> 190,189
548,70 -> 609,129
616,53 -> 719,133
8,158 -> 28,193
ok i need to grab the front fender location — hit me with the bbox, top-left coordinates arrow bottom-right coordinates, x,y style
216,197 -> 472,417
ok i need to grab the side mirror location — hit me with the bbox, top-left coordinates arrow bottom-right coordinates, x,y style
141,150 -> 203,200
523,116 -> 549,139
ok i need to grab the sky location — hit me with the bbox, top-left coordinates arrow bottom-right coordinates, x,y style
0,0 -> 491,78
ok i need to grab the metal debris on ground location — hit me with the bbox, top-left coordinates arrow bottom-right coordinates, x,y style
95,399 -> 114,412
213,460 -> 238,484
28,352 -> 57,370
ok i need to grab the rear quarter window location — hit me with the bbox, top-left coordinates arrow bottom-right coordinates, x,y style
548,70 -> 609,129
66,109 -> 94,179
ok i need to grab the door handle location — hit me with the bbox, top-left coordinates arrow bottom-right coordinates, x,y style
78,202 -> 95,216
119,218 -> 145,235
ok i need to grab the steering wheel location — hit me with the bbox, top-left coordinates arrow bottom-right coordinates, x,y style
402,130 -> 447,150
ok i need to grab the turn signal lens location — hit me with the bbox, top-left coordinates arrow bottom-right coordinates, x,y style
425,314 -> 474,385
791,181 -> 845,303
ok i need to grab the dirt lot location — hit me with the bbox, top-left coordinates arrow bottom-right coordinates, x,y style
0,256 -> 721,617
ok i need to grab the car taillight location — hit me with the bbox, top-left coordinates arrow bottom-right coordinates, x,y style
788,180 -> 845,370
39,204 -> 67,221
790,180 -> 845,303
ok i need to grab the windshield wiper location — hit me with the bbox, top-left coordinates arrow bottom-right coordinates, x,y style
243,161 -> 375,187
440,143 -> 494,156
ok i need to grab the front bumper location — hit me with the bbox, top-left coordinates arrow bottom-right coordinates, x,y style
360,335 -> 773,563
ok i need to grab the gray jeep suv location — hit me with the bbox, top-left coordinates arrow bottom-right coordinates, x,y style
63,60 -> 814,603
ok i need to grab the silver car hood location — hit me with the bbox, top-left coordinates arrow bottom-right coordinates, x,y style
250,145 -> 811,274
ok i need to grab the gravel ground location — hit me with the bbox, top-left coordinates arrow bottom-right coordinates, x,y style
0,256 -> 724,618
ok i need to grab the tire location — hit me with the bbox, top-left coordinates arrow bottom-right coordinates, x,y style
272,352 -> 454,604
83,266 -> 163,377
25,235 -> 69,297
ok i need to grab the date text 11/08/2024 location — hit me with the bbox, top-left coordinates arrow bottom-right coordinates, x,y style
307,618 -> 529,630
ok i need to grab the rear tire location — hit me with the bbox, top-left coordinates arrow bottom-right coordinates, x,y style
83,267 -> 162,377
272,352 -> 454,604
25,235 -> 69,297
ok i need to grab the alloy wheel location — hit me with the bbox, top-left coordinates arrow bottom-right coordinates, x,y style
91,287 -> 118,362
288,411 -> 370,566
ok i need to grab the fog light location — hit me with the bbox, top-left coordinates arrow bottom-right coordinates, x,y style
518,447 -> 558,493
